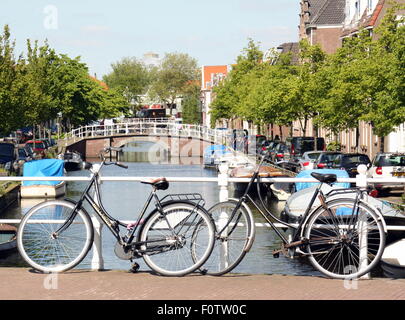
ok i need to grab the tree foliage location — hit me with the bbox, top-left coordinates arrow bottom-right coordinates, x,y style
149,52 -> 200,115
0,25 -> 129,135
181,82 -> 202,124
102,57 -> 150,109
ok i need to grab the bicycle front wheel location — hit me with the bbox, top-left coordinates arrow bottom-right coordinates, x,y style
17,200 -> 94,273
304,198 -> 386,279
139,202 -> 215,276
195,200 -> 254,276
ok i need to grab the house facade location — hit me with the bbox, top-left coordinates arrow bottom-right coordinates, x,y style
299,0 -> 346,54
201,65 -> 230,127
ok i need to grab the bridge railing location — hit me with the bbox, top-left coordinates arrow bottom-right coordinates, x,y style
65,120 -> 233,146
0,166 -> 404,273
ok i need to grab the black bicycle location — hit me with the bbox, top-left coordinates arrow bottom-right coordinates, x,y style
195,150 -> 387,279
17,147 -> 215,276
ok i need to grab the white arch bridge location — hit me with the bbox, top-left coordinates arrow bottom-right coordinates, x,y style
62,119 -> 232,159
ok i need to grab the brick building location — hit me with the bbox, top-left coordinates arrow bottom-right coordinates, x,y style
201,65 -> 231,127
299,0 -> 346,54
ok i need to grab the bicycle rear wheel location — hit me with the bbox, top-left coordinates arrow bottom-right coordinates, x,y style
194,200 -> 254,276
139,202 -> 215,276
17,200 -> 94,273
304,198 -> 386,279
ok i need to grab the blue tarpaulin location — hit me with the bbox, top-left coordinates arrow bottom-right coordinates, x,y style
204,144 -> 227,153
22,159 -> 64,186
295,169 -> 350,192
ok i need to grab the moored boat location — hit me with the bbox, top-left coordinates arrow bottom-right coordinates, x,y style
230,164 -> 286,196
20,159 -> 66,198
203,144 -> 231,168
381,238 -> 405,278
58,151 -> 83,171
0,224 -> 17,253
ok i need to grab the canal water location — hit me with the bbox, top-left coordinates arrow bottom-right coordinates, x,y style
0,141 -> 321,276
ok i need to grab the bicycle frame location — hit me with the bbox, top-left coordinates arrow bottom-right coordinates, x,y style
53,160 -> 175,250
219,152 -> 370,248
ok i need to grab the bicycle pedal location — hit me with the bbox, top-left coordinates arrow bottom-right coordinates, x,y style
200,268 -> 208,275
129,262 -> 140,273
272,249 -> 282,258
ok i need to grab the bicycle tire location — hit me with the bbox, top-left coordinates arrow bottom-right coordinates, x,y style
304,198 -> 386,279
139,202 -> 215,276
194,200 -> 255,276
17,199 -> 94,273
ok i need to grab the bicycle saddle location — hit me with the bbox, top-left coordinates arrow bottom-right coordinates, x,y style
310,172 -> 337,184
141,177 -> 169,190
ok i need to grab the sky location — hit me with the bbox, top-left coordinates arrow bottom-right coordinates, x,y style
1,0 -> 300,79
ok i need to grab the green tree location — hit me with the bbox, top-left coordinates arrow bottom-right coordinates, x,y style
103,57 -> 150,113
0,25 -> 26,134
181,82 -> 201,124
360,4 -> 405,137
210,39 -> 263,127
149,52 -> 199,115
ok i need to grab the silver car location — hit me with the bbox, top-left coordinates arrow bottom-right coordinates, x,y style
368,152 -> 405,194
297,151 -> 323,171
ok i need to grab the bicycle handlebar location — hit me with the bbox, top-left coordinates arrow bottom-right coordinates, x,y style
115,162 -> 128,169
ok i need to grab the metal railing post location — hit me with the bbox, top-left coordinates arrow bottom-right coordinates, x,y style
218,162 -> 229,202
91,215 -> 104,271
356,164 -> 370,279
91,170 -> 104,271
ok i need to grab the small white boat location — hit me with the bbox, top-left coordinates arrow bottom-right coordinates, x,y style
20,182 -> 66,198
270,184 -> 291,201
58,151 -> 83,171
0,224 -> 17,253
20,159 -> 66,198
218,153 -> 252,169
381,239 -> 405,278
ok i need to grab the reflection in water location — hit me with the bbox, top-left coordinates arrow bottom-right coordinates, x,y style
119,142 -> 169,163
0,141 -> 321,276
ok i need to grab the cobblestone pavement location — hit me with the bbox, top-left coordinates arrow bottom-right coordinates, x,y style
1,268 -> 405,300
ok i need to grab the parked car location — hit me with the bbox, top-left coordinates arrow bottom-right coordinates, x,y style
315,152 -> 343,169
39,138 -> 50,149
297,151 -> 323,171
17,147 -> 33,162
0,142 -> 17,172
246,134 -> 267,154
273,137 -> 326,172
367,152 -> 405,195
260,140 -> 278,156
25,140 -> 47,158
329,153 -> 371,178
13,147 -> 34,175
285,137 -> 325,159
270,142 -> 290,164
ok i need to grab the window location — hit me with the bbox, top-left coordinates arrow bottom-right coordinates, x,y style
355,1 -> 360,19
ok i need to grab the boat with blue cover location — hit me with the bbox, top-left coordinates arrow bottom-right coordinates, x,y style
20,159 -> 66,198
203,144 -> 232,168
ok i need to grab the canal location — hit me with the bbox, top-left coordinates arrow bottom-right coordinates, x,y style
0,141 -> 320,276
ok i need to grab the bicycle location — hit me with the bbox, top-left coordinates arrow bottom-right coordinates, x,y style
194,150 -> 387,279
17,147 -> 215,276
